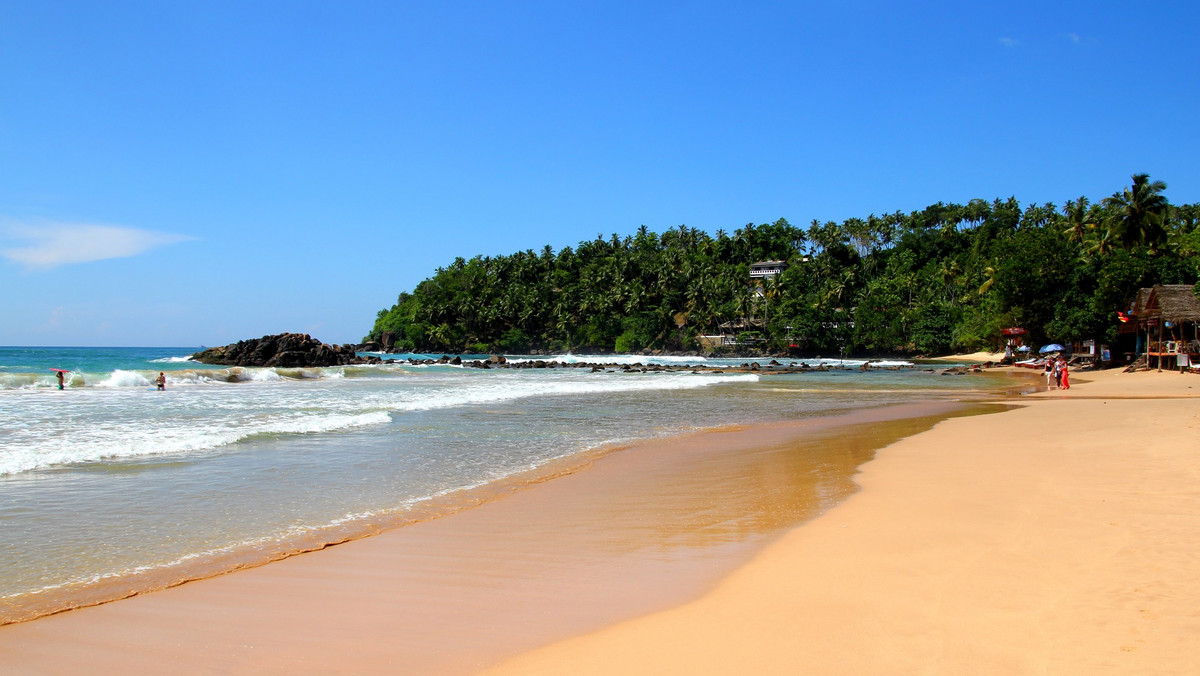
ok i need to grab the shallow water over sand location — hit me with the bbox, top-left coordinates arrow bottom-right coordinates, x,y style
0,347 -> 1017,623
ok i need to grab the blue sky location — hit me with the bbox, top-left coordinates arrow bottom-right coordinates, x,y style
2,1 -> 1197,346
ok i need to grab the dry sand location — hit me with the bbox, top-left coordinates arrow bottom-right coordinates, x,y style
484,368 -> 1200,675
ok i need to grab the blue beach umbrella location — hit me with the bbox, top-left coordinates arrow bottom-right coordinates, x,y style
1039,343 -> 1065,354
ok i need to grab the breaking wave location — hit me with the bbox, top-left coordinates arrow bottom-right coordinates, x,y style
0,365 -> 393,390
0,366 -> 756,475
0,411 -> 393,476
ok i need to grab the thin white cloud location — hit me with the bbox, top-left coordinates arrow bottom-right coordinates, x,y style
1067,32 -> 1082,44
1,221 -> 196,269
998,37 -> 1018,48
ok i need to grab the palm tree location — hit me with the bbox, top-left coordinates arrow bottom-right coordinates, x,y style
1062,197 -> 1094,243
1103,173 -> 1169,251
1086,228 -> 1117,258
938,259 -> 963,304
977,266 -> 996,297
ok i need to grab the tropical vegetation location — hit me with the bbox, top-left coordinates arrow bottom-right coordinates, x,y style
366,174 -> 1199,355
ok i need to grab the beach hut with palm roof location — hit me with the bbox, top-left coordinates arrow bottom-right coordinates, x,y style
1123,284 -> 1200,371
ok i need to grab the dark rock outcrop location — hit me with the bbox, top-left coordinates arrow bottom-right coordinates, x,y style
380,332 -> 397,350
192,333 -> 380,367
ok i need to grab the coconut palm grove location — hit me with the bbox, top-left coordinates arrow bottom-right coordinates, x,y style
367,174 -> 1200,356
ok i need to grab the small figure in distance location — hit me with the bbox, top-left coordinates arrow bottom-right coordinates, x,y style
56,370 -> 64,391
156,372 -> 167,391
1059,357 -> 1070,390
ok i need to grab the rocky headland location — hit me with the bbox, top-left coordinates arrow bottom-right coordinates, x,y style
192,333 -> 382,367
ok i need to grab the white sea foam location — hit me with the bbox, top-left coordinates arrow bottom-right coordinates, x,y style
501,354 -> 914,368
367,371 -> 758,414
505,353 -> 709,366
0,410 -> 393,476
0,365 -> 368,390
776,358 -> 916,369
826,359 -> 916,368
0,368 -> 752,475
198,367 -> 284,383
95,369 -> 152,388
253,368 -> 287,382
150,356 -> 197,363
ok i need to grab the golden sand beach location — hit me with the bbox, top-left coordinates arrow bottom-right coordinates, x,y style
484,368 -> 1200,675
2,368 -> 1198,674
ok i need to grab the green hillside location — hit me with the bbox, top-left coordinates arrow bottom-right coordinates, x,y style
368,175 -> 1199,355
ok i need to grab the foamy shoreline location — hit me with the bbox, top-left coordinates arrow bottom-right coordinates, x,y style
484,368 -> 1200,675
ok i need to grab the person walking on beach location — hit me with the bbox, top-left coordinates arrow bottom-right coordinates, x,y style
1043,359 -> 1055,389
1053,358 -> 1063,389
155,372 -> 166,391
1059,358 -> 1070,389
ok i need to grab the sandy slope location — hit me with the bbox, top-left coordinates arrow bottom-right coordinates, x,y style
483,369 -> 1200,675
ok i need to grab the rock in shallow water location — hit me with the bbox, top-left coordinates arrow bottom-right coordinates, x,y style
192,333 -> 380,367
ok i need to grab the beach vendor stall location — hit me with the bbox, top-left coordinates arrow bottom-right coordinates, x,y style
1001,327 -> 1026,363
1123,284 -> 1200,371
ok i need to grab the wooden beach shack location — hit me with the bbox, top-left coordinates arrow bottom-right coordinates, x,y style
1121,283 -> 1200,371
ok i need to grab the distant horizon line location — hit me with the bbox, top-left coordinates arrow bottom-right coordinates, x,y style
0,345 -> 207,349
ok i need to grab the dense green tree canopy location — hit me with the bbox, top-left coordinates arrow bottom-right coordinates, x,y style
367,175 -> 1199,355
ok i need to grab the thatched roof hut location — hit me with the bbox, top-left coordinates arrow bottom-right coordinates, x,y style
1145,284 -> 1200,323
1130,287 -> 1156,316
1127,284 -> 1200,369
1123,284 -> 1200,332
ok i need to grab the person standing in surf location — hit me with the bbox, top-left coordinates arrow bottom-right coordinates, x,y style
56,370 -> 64,390
155,372 -> 166,391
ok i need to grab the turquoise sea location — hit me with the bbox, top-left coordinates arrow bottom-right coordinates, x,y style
0,346 -> 1012,623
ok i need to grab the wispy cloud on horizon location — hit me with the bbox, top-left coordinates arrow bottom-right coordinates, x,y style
998,37 -> 1019,48
1,221 -> 196,270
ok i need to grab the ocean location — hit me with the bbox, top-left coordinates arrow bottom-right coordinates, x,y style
0,346 -> 1012,623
